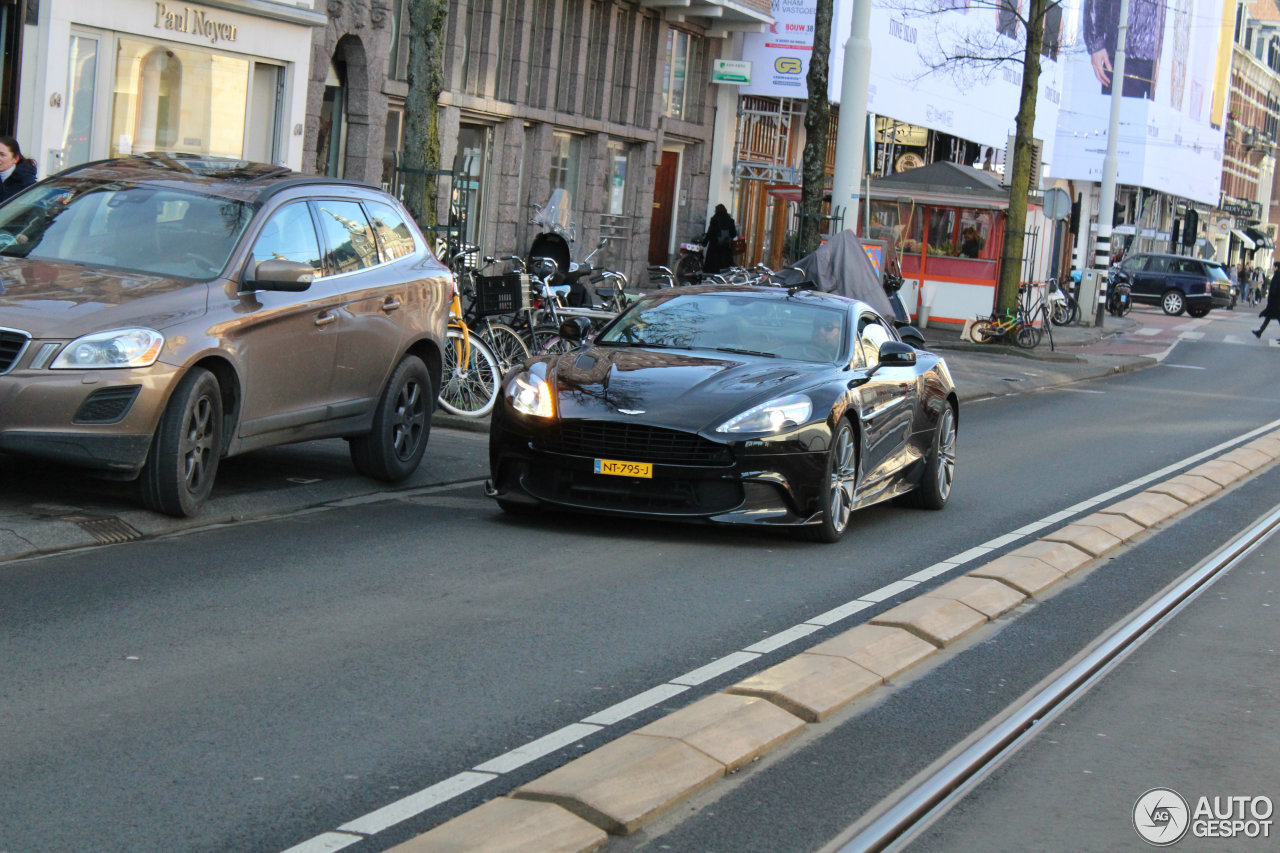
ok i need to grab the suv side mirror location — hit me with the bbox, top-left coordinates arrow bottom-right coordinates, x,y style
878,340 -> 917,367
245,258 -> 315,292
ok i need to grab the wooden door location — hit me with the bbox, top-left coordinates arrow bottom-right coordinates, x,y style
648,151 -> 678,266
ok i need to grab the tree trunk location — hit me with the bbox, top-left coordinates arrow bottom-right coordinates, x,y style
402,0 -> 449,231
799,0 -> 834,258
996,0 -> 1046,313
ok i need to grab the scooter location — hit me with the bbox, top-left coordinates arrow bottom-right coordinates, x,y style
526,189 -> 606,308
1106,270 -> 1133,317
674,234 -> 706,284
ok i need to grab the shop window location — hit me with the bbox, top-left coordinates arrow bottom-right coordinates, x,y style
111,39 -> 248,159
662,28 -> 693,120
607,141 -> 627,216
926,208 -> 958,255
957,208 -> 994,259
453,125 -> 489,249
62,34 -> 99,169
317,60 -> 348,177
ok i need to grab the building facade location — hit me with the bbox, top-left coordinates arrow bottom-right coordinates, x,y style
15,0 -> 326,174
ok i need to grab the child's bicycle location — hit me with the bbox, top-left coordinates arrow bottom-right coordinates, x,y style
969,285 -> 1042,349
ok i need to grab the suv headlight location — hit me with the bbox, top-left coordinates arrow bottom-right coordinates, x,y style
716,393 -> 812,434
51,329 -> 165,369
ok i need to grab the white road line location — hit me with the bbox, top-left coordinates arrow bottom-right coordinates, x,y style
671,651 -> 762,685
1134,327 -> 1163,336
1223,335 -> 1249,344
336,771 -> 496,836
743,622 -> 825,654
1057,387 -> 1106,393
472,724 -> 601,774
581,684 -> 690,725
280,416 -> 1280,852
280,832 -> 364,853
1162,363 -> 1207,369
1178,331 -> 1205,340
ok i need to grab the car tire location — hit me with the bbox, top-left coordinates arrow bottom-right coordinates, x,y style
1161,290 -> 1186,315
1187,305 -> 1211,318
138,367 -> 223,517
903,403 -> 956,510
349,354 -> 433,482
803,419 -> 857,543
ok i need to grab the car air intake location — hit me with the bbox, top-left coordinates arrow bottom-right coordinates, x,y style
0,329 -> 29,374
536,421 -> 734,465
74,386 -> 143,424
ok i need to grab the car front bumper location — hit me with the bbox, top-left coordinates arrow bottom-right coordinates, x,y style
487,411 -> 834,527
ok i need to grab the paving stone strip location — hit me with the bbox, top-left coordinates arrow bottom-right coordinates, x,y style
385,429 -> 1280,853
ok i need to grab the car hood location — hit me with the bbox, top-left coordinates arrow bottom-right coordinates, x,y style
0,257 -> 208,338
550,345 -> 814,432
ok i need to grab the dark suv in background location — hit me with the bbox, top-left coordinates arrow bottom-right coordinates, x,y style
1115,252 -> 1234,316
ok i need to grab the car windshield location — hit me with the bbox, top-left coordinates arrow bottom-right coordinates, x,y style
598,292 -> 847,363
0,179 -> 256,279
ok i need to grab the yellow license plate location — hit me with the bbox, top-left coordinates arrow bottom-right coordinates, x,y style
593,458 -> 653,478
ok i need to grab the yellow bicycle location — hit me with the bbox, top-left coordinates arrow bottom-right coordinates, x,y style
437,282 -> 501,418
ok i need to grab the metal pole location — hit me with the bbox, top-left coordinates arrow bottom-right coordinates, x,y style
1094,0 -> 1131,325
831,0 -> 872,232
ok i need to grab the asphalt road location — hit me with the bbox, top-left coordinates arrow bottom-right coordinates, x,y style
2,310 -> 1279,853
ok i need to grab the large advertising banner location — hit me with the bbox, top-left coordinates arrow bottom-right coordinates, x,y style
742,2 -> 1064,157
1051,0 -> 1229,205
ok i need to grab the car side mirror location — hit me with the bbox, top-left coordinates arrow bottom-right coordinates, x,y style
878,340 -> 917,367
245,258 -> 315,292
558,315 -> 593,343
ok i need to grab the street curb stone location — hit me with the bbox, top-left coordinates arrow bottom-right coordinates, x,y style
631,693 -> 805,772
968,554 -> 1068,596
804,623 -> 939,680
727,653 -> 881,723
1040,522 -> 1124,558
919,575 -> 1026,620
385,797 -> 607,853
869,596 -> 988,646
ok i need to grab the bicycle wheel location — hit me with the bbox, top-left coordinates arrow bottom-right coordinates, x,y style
480,322 -> 531,374
438,328 -> 500,417
532,323 -> 575,355
1015,324 -> 1041,349
969,319 -> 998,343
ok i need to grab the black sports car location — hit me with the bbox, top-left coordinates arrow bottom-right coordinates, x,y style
486,284 -> 957,542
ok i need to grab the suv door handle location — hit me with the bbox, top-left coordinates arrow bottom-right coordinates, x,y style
315,312 -> 337,327
382,296 -> 402,312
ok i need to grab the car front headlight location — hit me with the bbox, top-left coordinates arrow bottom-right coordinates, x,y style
715,393 -> 812,434
51,329 -> 165,369
507,367 -> 555,418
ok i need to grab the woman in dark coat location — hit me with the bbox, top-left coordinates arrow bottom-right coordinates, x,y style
703,203 -> 738,274
1254,263 -> 1280,338
0,137 -> 36,204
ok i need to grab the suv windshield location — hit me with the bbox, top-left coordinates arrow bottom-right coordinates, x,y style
0,179 -> 256,279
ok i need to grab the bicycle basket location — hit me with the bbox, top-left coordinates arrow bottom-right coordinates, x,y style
472,273 -> 532,317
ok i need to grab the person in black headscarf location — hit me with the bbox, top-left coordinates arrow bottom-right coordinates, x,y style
0,137 -> 37,204
1253,263 -> 1280,338
703,203 -> 738,274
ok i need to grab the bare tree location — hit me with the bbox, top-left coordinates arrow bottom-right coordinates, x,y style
895,0 -> 1062,313
401,0 -> 450,230
799,0 -> 835,258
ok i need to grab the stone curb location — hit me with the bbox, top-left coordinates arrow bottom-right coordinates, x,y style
385,428 -> 1280,852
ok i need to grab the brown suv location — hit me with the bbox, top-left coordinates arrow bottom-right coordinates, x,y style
0,154 -> 451,516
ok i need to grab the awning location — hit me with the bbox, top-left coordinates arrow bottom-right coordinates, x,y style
1231,228 -> 1256,250
1245,226 -> 1273,249
767,185 -> 801,203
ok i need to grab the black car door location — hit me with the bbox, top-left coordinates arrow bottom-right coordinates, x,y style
853,314 -> 918,500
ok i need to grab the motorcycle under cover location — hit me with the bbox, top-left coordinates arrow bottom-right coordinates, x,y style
787,229 -> 896,319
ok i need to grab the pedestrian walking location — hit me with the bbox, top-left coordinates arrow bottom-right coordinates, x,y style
1252,263 -> 1280,338
0,137 -> 36,204
703,203 -> 738,274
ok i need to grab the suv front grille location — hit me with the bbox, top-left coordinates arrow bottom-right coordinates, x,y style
0,329 -> 30,374
534,421 -> 733,466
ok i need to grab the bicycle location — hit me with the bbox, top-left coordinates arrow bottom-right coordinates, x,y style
437,275 -> 501,418
970,284 -> 1041,349
458,253 -> 533,374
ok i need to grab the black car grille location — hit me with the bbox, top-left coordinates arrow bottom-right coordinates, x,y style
534,421 -> 734,466
521,463 -> 744,515
74,386 -> 142,424
0,329 -> 29,374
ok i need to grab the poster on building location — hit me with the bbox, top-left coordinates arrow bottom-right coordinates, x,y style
740,1 -> 816,96
833,2 -> 1064,153
742,2 -> 1064,160
1050,0 -> 1229,205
